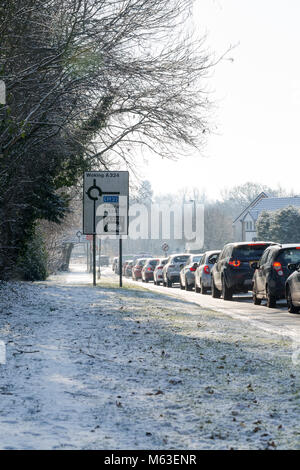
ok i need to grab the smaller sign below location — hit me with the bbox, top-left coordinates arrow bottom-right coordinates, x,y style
103,195 -> 119,203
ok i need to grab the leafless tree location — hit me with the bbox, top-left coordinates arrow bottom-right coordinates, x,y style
0,0 -> 212,278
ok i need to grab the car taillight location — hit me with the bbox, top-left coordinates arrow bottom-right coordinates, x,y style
190,266 -> 196,272
229,260 -> 241,267
147,267 -> 152,271
169,264 -> 175,268
273,261 -> 283,276
204,265 -> 210,274
157,266 -> 163,270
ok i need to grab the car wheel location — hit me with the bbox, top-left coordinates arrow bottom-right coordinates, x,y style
266,286 -> 276,308
200,282 -> 208,295
180,279 -> 185,290
287,287 -> 299,313
195,284 -> 200,293
167,278 -> 172,288
211,277 -> 221,298
252,292 -> 262,305
222,277 -> 233,301
185,278 -> 192,291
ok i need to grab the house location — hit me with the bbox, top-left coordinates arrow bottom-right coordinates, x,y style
233,193 -> 300,241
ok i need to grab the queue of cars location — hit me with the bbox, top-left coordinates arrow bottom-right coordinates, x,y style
114,241 -> 300,314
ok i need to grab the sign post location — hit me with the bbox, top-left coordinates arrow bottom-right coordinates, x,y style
83,171 -> 129,287
162,242 -> 169,257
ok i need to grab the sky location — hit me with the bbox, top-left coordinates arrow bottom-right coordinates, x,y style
137,0 -> 300,200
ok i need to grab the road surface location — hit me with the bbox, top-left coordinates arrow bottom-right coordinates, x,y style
105,268 -> 300,341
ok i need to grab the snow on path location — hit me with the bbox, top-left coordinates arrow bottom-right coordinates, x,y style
0,265 -> 299,449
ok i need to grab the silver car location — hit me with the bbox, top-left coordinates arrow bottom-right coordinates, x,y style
179,254 -> 203,291
195,250 -> 220,294
153,258 -> 168,285
162,253 -> 190,287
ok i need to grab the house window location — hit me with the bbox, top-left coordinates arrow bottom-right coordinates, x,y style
245,221 -> 253,231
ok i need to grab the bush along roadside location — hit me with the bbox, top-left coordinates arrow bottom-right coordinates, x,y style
16,226 -> 48,281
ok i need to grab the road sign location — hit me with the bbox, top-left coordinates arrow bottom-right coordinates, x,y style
83,171 -> 129,235
162,243 -> 169,252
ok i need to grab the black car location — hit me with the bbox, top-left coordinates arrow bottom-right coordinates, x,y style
211,241 -> 276,300
285,262 -> 300,313
252,244 -> 300,307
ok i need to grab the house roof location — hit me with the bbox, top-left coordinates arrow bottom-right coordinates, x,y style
233,193 -> 300,224
249,196 -> 300,220
232,192 -> 268,224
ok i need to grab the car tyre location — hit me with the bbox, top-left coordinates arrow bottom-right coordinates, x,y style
195,284 -> 200,293
266,286 -> 276,308
185,278 -> 192,291
252,291 -> 262,305
167,278 -> 172,288
222,277 -> 233,301
180,279 -> 185,290
200,282 -> 208,295
287,287 -> 299,313
211,277 -> 221,298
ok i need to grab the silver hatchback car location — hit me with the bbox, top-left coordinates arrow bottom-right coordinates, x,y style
162,253 -> 190,287
179,254 -> 203,290
153,258 -> 168,285
195,250 -> 220,294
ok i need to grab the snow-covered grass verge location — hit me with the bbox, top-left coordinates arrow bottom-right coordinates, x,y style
0,269 -> 299,450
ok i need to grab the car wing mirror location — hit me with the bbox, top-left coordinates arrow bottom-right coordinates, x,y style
288,263 -> 297,272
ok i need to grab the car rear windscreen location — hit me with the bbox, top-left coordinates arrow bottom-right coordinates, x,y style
276,248 -> 300,266
192,256 -> 202,263
149,259 -> 159,266
173,255 -> 190,263
232,244 -> 270,260
208,253 -> 219,264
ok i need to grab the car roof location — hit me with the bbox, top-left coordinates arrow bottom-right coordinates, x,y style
278,244 -> 300,249
204,250 -> 221,255
170,253 -> 189,257
227,241 -> 276,247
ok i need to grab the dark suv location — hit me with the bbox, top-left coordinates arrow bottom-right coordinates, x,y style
211,241 -> 276,300
252,244 -> 300,307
